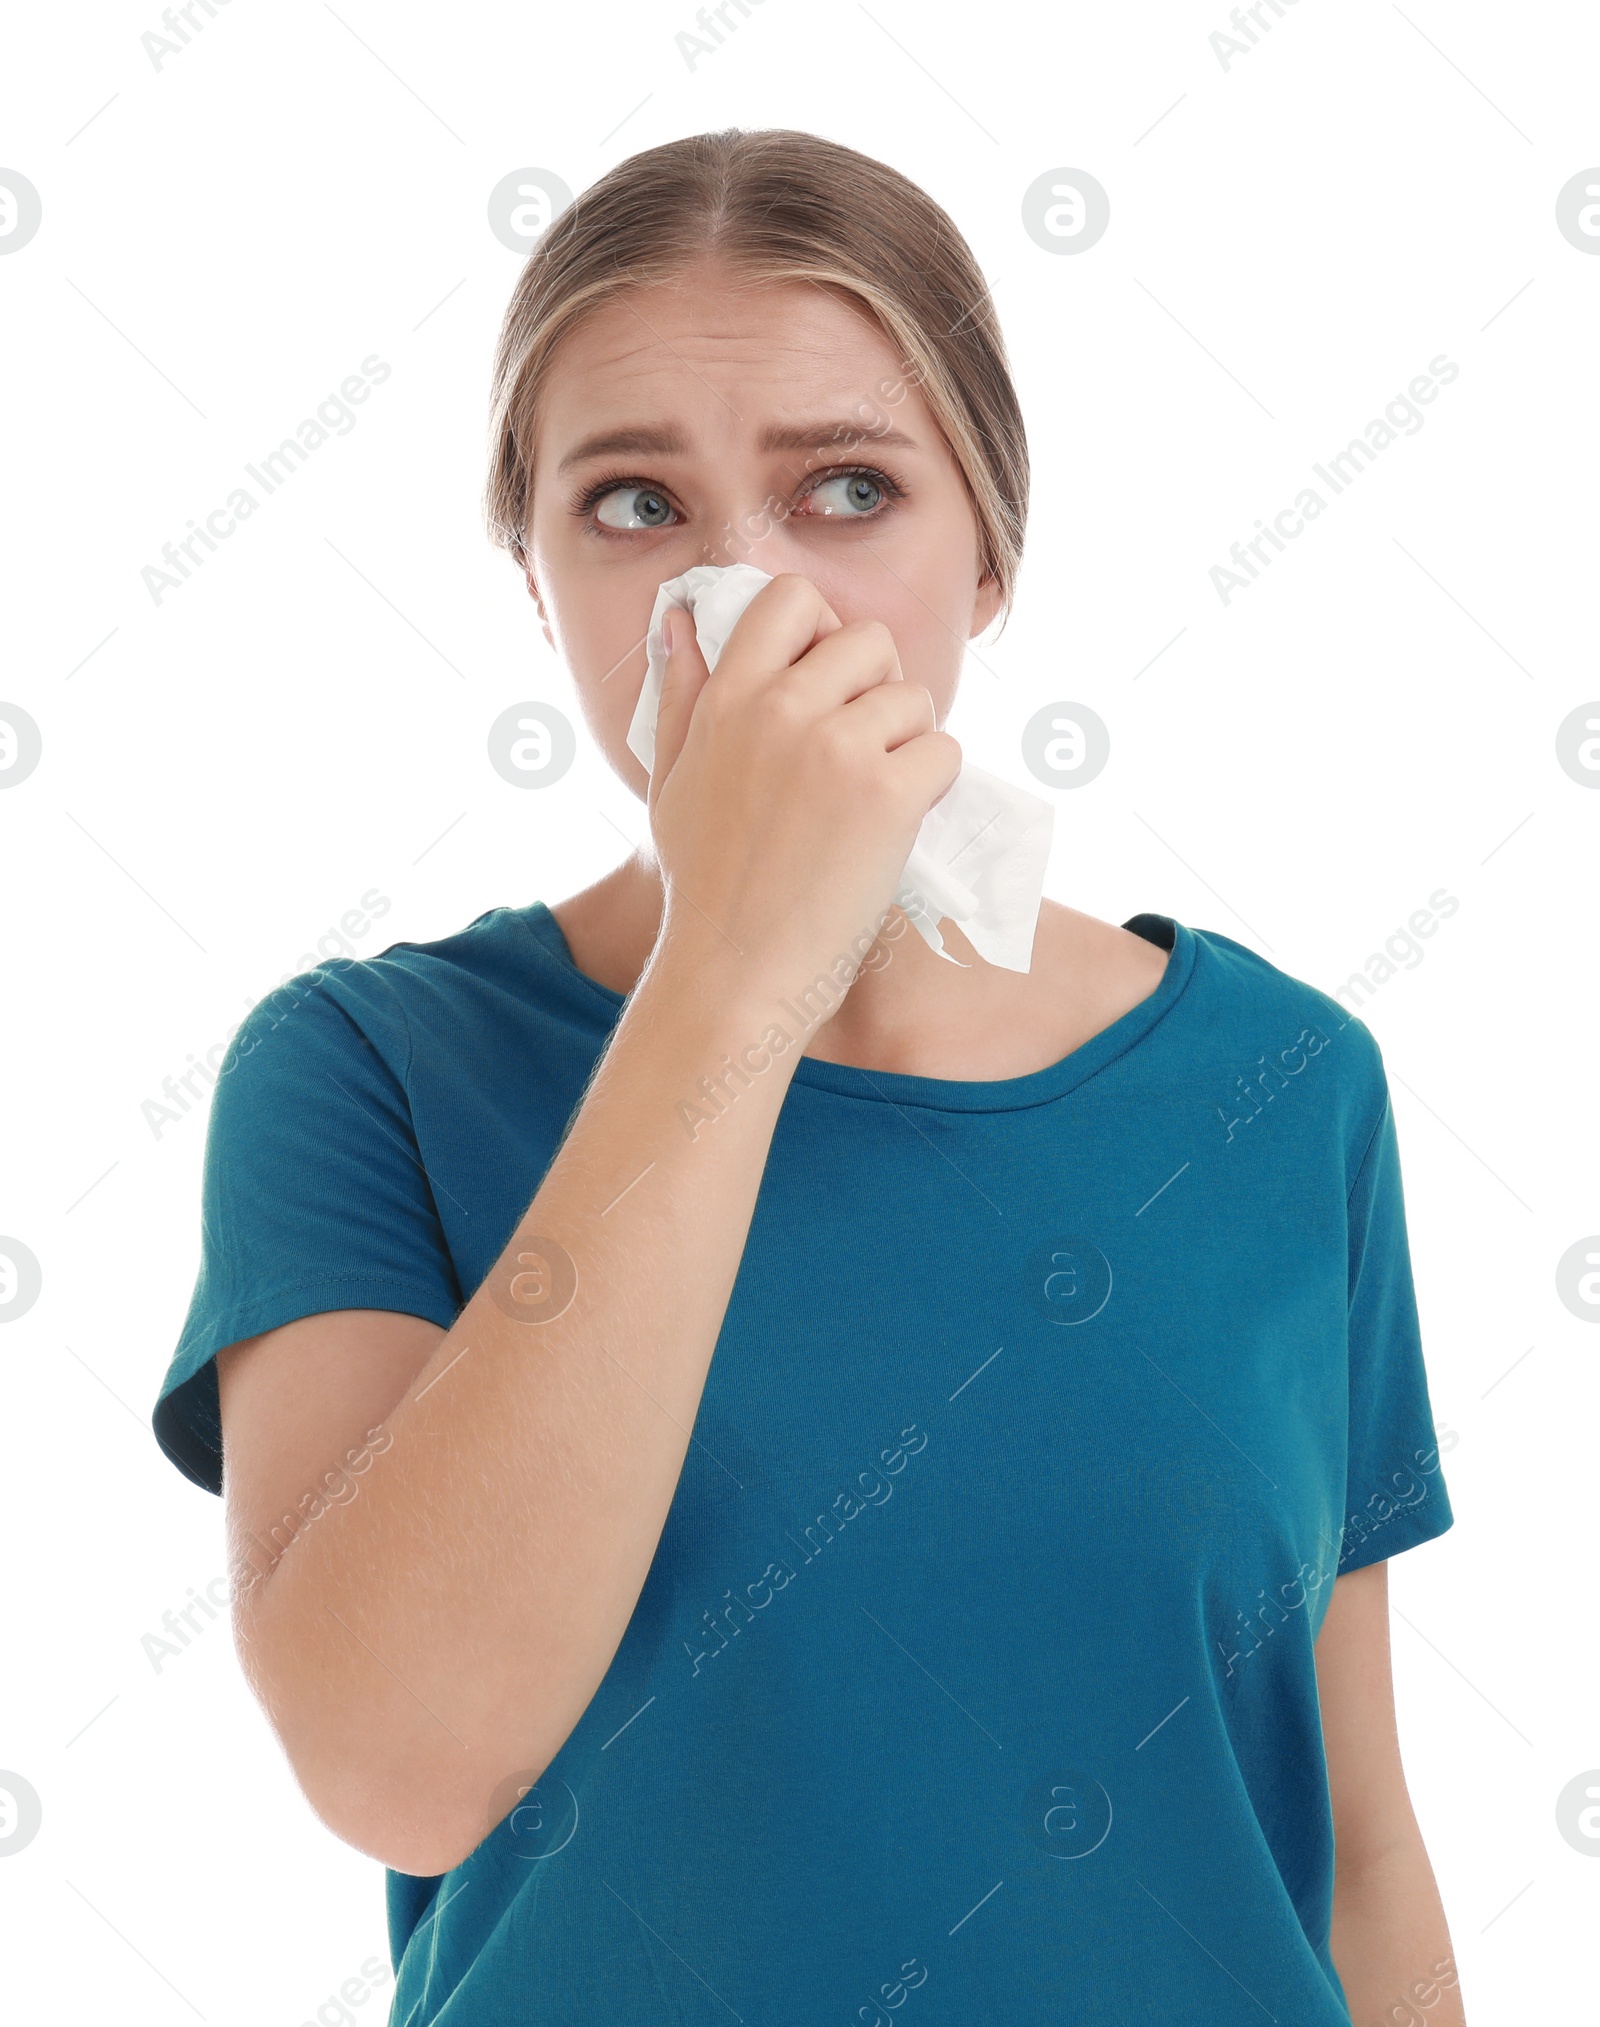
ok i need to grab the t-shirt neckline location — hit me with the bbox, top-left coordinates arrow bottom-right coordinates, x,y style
519,901 -> 1195,1114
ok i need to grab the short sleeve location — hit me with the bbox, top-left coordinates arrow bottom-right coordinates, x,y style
1336,1084 -> 1455,1574
152,961 -> 465,1496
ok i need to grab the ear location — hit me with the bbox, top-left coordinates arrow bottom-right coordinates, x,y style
524,567 -> 556,655
969,569 -> 1004,639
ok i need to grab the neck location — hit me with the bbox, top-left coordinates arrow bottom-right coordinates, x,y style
593,848 -> 1048,1073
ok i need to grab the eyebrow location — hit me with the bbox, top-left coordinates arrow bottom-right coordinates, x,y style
556,421 -> 921,474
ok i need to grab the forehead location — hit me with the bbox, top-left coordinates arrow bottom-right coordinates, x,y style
533,274 -> 921,457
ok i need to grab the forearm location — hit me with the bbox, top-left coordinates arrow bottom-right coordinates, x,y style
238,944 -> 802,1874
1330,1835 -> 1465,2027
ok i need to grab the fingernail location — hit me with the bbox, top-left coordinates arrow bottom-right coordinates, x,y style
663,607 -> 680,655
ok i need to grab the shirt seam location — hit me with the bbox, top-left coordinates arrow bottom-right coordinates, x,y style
165,1272 -> 457,1344
1336,1497 -> 1452,1574
206,1268 -> 455,1301
162,1277 -> 462,1397
362,955 -> 418,1085
1345,1091 -> 1390,1210
515,905 -> 1197,1113
515,904 -> 625,1013
798,927 -> 1195,1113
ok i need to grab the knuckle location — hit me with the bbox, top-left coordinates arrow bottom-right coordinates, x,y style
843,617 -> 895,657
867,758 -> 903,803
814,712 -> 856,764
761,675 -> 809,729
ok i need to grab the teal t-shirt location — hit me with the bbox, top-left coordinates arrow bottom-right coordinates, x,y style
152,901 -> 1454,2025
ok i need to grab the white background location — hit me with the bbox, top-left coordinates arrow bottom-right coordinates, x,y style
2,0 -> 1596,2020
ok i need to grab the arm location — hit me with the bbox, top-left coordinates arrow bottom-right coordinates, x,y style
218,950 -> 806,1876
213,578 -> 960,1878
1316,1560 -> 1466,2026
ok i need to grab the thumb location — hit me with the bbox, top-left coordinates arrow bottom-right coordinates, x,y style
646,602 -> 711,804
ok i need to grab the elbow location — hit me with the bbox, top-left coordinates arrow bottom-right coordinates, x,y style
235,1597 -> 563,1876
294,1753 -> 518,1879
335,1808 -> 486,1882
284,1723 -> 556,1879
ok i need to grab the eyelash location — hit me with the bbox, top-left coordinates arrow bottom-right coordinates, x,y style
570,461 -> 908,533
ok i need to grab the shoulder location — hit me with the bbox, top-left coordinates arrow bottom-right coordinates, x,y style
1184,920 -> 1362,1029
219,904 -> 544,1095
1178,919 -> 1371,1045
1115,909 -> 1391,1170
1206,923 -> 1390,1165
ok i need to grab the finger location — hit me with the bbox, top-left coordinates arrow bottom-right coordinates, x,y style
837,677 -> 937,754
710,573 -> 843,691
647,603 -> 711,809
775,616 -> 903,711
883,726 -> 964,815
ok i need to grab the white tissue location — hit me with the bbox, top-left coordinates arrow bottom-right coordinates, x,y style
625,564 -> 1055,974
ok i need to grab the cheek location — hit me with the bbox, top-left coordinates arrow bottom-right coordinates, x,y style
832,521 -> 979,693
583,644 -> 650,753
547,592 -> 648,724
884,599 -> 965,722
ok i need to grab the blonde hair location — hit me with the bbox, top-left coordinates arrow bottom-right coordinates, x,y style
483,128 -> 1029,626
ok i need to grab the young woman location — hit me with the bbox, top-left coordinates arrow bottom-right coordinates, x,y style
152,128 -> 1464,2024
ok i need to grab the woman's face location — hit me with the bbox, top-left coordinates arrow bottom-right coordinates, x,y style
523,264 -> 1003,799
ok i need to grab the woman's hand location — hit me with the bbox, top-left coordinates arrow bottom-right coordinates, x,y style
644,573 -> 960,1011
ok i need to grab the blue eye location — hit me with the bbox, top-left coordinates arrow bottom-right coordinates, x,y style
593,485 -> 678,530
803,470 -> 884,517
